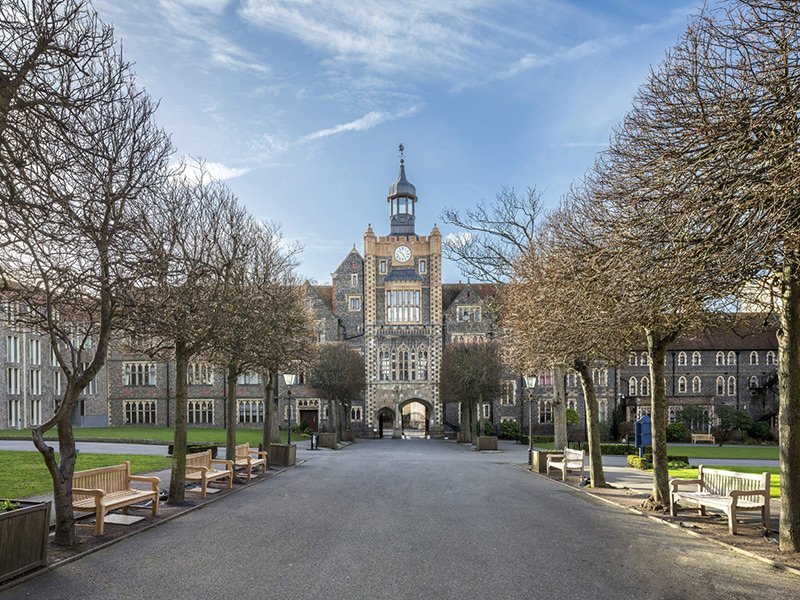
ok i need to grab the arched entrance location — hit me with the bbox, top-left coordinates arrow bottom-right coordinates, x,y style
376,407 -> 395,439
399,398 -> 432,438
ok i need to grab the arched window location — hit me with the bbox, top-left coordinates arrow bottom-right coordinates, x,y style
628,352 -> 637,366
628,377 -> 638,396
640,352 -> 648,366
716,351 -> 724,366
749,375 -> 759,389
727,376 -> 736,396
592,368 -> 599,384
601,368 -> 608,386
538,399 -> 552,423
727,351 -> 736,366
677,351 -> 687,366
692,376 -> 701,393
640,376 -> 650,396
766,351 -> 777,365
598,399 -> 608,423
749,351 -> 759,366
692,351 -> 701,366
539,369 -> 552,386
677,376 -> 687,393
716,376 -> 725,395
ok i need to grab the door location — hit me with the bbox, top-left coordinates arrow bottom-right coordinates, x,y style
299,409 -> 319,432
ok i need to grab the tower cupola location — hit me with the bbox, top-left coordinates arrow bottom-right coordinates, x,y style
388,143 -> 417,236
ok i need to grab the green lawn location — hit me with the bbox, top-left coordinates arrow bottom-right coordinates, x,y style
0,427 -> 306,446
668,466 -> 781,499
0,451 -> 172,499
668,444 -> 778,460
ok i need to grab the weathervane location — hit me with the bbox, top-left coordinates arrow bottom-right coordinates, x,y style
399,143 -> 404,164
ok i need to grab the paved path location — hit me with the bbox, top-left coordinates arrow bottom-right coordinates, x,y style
2,439 -> 795,600
0,439 -> 171,456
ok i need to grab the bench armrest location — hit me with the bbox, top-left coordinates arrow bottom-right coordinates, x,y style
211,459 -> 234,469
730,489 -> 768,502
546,454 -> 564,466
252,450 -> 268,459
669,478 -> 703,492
72,487 -> 105,499
129,475 -> 161,491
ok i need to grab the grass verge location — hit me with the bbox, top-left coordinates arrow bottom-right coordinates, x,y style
0,427 -> 306,446
0,451 -> 172,499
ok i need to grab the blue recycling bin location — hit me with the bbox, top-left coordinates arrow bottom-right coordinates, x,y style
635,415 -> 652,458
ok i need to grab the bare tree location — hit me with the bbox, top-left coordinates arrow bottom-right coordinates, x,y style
309,343 -> 365,442
441,186 -> 542,285
439,341 -> 503,444
129,166 -> 248,503
0,0 -> 171,545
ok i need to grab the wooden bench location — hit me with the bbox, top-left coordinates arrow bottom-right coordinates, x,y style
546,448 -> 586,481
185,450 -> 234,498
669,465 -> 770,534
691,433 -> 716,444
234,443 -> 268,480
72,462 -> 160,535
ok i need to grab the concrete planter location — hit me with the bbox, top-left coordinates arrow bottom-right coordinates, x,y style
318,433 -> 338,449
476,436 -> 498,451
531,450 -> 561,474
342,430 -> 355,442
0,500 -> 50,584
456,432 -> 467,443
269,443 -> 296,467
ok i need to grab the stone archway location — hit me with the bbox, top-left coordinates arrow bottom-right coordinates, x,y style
375,407 -> 395,439
399,398 -> 433,438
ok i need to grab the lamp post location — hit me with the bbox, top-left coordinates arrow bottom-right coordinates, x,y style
524,375 -> 538,465
283,373 -> 297,445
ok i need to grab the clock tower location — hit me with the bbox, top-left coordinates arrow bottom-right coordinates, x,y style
363,146 -> 444,437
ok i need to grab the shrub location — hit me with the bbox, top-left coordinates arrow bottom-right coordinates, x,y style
482,421 -> 495,436
748,420 -> 775,442
666,422 -> 687,443
627,455 -> 649,470
569,442 -> 638,455
566,408 -> 580,426
533,435 -> 554,444
627,454 -> 689,470
499,419 -> 521,439
713,407 -> 753,445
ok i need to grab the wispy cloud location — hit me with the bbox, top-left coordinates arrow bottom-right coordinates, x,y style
179,160 -> 252,182
298,107 -> 420,143
498,35 -> 627,80
239,0 -> 505,76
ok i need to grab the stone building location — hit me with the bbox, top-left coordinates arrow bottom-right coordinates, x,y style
0,154 -> 780,439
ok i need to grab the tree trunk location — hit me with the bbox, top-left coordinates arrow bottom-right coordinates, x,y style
552,365 -> 568,450
646,328 -> 678,506
575,360 -> 606,487
225,362 -> 238,461
475,394 -> 483,441
269,372 -> 280,443
460,402 -> 471,442
31,381 -> 81,546
330,398 -> 339,441
262,370 -> 274,451
168,340 -> 191,503
778,251 -> 800,552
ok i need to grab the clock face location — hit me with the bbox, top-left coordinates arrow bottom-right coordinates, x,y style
394,245 -> 412,263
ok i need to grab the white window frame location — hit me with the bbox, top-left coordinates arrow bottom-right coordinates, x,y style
716,376 -> 725,396
677,376 -> 687,394
188,399 -> 215,424
348,295 -> 362,312
727,375 -> 736,396
677,351 -> 687,366
692,376 -> 701,394
29,369 -> 41,396
124,400 -> 157,425
692,351 -> 701,366
749,351 -> 759,366
727,351 -> 736,366
6,367 -> 20,395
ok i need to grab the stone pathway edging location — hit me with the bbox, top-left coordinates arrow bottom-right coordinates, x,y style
522,465 -> 800,579
0,460 -> 303,594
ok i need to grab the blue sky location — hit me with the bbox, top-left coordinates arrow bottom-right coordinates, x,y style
94,0 -> 701,283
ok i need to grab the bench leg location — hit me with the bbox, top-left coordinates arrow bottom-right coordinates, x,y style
562,468 -> 566,482
96,506 -> 106,535
227,472 -> 233,489
152,494 -> 159,517
669,494 -> 677,517
201,477 -> 208,499
728,509 -> 737,535
762,502 -> 770,533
